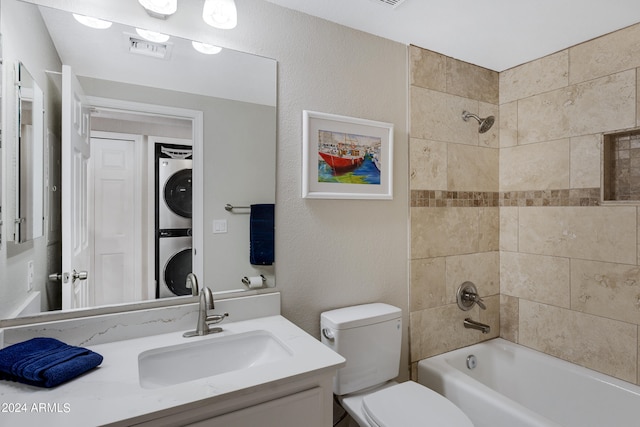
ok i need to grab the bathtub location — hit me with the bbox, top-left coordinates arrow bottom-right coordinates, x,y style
417,338 -> 640,427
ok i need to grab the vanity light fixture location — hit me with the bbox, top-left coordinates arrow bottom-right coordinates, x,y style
192,41 -> 222,55
135,28 -> 171,43
202,0 -> 238,29
72,13 -> 112,29
138,0 -> 177,19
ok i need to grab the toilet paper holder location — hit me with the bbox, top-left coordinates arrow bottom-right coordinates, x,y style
241,275 -> 267,288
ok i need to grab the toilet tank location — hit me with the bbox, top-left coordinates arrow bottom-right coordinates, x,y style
320,303 -> 402,396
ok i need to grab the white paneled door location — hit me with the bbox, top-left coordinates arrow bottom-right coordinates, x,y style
91,135 -> 141,306
61,65 -> 92,310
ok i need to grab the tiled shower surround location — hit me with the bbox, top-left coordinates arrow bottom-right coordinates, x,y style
409,21 -> 640,386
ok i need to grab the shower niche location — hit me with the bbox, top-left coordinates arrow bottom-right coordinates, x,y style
603,128 -> 640,202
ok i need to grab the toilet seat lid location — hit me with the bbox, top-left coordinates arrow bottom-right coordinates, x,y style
362,381 -> 473,427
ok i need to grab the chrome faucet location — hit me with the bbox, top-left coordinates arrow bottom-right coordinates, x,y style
183,277 -> 228,338
456,281 -> 486,310
463,318 -> 491,334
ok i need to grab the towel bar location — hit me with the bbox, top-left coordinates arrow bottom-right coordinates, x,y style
225,203 -> 251,212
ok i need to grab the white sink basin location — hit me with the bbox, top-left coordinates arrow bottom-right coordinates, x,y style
138,330 -> 293,389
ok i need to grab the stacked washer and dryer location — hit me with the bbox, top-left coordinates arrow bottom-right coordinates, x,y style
156,144 -> 193,298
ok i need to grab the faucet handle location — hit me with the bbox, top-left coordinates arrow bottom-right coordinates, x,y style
456,281 -> 486,311
465,292 -> 486,310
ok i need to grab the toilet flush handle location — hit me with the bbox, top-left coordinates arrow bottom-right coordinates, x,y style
322,328 -> 335,342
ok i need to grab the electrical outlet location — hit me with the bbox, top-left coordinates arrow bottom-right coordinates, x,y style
27,260 -> 34,292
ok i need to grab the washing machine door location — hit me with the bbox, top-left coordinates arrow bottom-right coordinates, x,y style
164,248 -> 192,296
164,168 -> 192,218
158,157 -> 192,229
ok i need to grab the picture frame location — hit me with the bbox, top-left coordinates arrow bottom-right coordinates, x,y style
302,110 -> 394,200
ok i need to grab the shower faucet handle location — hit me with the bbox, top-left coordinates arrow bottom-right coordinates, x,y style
456,281 -> 486,311
465,291 -> 486,310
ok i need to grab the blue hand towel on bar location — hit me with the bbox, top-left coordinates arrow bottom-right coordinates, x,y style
250,203 -> 275,265
0,337 -> 103,388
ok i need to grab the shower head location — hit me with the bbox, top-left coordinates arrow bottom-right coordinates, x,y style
462,111 -> 495,134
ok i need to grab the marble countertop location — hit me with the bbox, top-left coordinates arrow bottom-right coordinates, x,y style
0,315 -> 345,426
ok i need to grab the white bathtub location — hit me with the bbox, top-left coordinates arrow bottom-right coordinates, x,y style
417,338 -> 640,427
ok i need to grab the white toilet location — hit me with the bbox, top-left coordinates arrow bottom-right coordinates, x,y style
321,303 -> 473,427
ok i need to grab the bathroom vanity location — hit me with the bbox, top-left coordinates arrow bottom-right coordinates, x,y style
0,293 -> 345,426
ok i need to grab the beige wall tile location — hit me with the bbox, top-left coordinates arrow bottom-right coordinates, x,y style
445,252 -> 500,304
479,102 -> 499,148
411,87 -> 478,144
448,144 -> 499,191
500,50 -> 569,104
446,58 -> 499,104
411,207 -> 479,258
410,304 -> 483,361
410,257 -> 447,311
499,101 -> 518,148
570,134 -> 602,189
500,252 -> 570,308
517,86 -> 570,144
410,138 -> 448,191
571,259 -> 640,324
569,70 -> 636,137
500,294 -> 519,342
410,45 -> 446,91
519,207 -> 637,264
569,23 -> 640,84
519,300 -> 637,383
499,207 -> 518,251
517,71 -> 636,145
478,295 -> 500,340
479,207 -> 500,252
500,139 -> 570,192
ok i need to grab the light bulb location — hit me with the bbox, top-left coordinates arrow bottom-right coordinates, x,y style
138,0 -> 177,17
73,14 -> 112,29
202,0 -> 237,30
192,41 -> 222,55
135,28 -> 170,43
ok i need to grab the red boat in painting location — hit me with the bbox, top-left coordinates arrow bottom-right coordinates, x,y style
318,148 -> 364,173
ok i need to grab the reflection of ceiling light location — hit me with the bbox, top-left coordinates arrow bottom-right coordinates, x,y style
138,0 -> 177,19
73,14 -> 112,29
192,41 -> 222,55
203,0 -> 237,29
135,28 -> 170,43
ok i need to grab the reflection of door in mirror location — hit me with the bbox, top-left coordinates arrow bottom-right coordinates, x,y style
16,62 -> 44,243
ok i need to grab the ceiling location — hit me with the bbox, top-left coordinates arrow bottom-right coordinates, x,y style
263,0 -> 640,71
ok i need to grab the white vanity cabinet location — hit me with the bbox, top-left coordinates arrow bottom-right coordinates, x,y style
127,374 -> 334,427
186,387 -> 324,427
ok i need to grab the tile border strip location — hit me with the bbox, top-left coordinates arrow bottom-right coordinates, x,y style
411,188 -> 601,207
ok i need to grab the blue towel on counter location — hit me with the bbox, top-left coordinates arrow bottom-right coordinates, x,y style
250,203 -> 275,265
0,337 -> 103,388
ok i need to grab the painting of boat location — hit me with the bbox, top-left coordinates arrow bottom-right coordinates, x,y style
317,130 -> 380,183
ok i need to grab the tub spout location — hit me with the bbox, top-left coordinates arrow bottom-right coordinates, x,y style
464,318 -> 490,334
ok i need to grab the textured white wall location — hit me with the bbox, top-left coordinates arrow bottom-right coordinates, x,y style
13,0 -> 410,374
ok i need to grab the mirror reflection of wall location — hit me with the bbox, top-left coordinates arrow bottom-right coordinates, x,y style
0,0 -> 276,321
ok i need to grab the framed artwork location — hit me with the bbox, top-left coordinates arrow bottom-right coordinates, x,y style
302,110 -> 393,199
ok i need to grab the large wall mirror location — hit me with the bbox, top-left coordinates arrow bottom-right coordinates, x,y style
0,0 -> 276,322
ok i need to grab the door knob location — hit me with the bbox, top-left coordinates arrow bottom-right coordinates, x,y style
72,270 -> 88,282
48,273 -> 62,281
